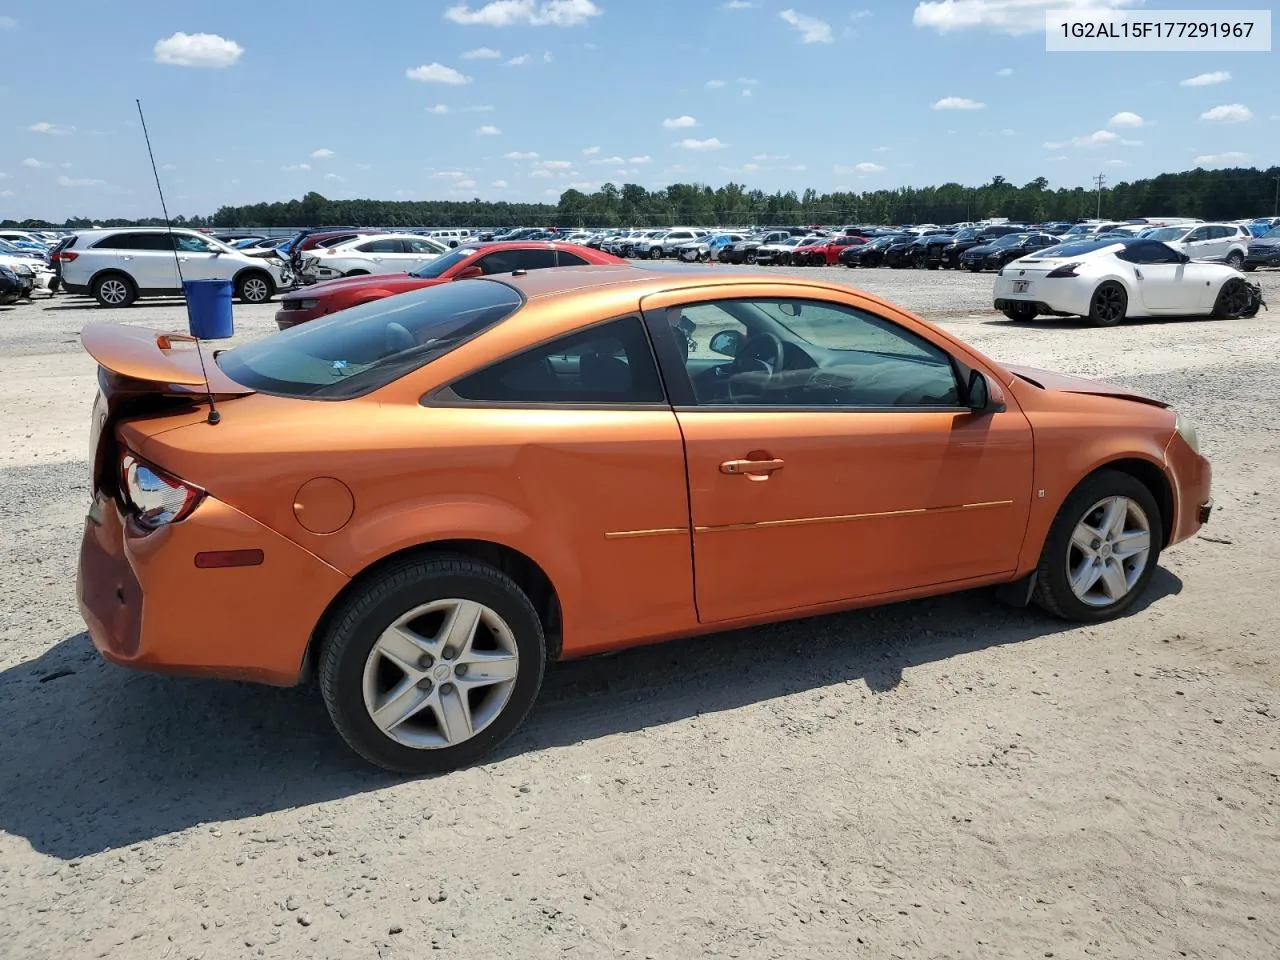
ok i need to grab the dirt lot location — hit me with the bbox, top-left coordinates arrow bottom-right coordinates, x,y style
2,267 -> 1278,960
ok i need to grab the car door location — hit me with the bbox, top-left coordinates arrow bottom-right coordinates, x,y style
116,232 -> 180,292
438,315 -> 694,654
173,233 -> 231,282
404,238 -> 445,272
1125,241 -> 1192,311
1182,226 -> 1216,261
640,284 -> 1034,624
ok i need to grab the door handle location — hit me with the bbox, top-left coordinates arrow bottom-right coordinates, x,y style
720,458 -> 785,476
120,255 -> 134,261
178,257 -> 190,262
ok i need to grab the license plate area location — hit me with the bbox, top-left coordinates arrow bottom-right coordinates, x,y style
1012,280 -> 1031,293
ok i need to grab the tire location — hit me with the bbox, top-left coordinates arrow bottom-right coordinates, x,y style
236,271 -> 274,304
92,272 -> 136,308
1225,250 -> 1244,271
319,554 -> 546,774
1211,277 -> 1258,320
1032,469 -> 1162,622
911,251 -> 926,269
648,247 -> 662,260
1086,281 -> 1127,327
1001,303 -> 1039,322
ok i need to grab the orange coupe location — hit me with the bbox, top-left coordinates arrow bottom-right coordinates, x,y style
77,265 -> 1212,773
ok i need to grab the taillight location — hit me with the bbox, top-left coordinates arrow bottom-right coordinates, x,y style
1046,262 -> 1081,278
120,452 -> 203,528
57,251 -> 79,262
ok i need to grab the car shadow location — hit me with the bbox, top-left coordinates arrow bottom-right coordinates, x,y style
0,571 -> 1181,860
989,314 -> 1230,329
45,299 -> 194,312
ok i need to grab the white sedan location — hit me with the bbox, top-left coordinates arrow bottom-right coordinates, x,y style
301,233 -> 448,280
993,237 -> 1263,327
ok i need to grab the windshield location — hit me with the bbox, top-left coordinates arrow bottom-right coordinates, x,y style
410,247 -> 478,278
217,279 -> 523,399
1031,239 -> 1122,259
952,229 -> 977,241
1264,227 -> 1280,240
990,234 -> 1025,248
1144,227 -> 1187,242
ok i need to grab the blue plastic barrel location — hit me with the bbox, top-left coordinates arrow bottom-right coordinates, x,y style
183,279 -> 234,339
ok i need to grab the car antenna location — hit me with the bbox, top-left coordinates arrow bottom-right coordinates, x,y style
136,98 -> 220,425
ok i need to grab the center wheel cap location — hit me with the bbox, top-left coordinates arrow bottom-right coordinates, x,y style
433,663 -> 452,681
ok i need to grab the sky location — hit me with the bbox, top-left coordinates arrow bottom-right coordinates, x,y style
0,0 -> 1275,221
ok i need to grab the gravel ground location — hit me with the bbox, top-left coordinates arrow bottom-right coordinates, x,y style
2,267 -> 1279,960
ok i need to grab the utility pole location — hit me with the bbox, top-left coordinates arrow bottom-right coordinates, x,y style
1093,173 -> 1107,219
1273,175 -> 1279,216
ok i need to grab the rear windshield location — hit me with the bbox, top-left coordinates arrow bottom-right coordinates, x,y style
412,247 -> 478,278
1030,239 -> 1122,259
217,279 -> 523,399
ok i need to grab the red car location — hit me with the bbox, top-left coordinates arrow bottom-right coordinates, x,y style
275,242 -> 624,328
797,235 -> 867,266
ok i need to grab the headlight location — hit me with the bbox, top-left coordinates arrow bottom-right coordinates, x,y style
1175,412 -> 1199,454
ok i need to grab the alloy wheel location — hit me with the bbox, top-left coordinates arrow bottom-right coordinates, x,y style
100,279 -> 128,305
1219,280 -> 1250,317
361,599 -> 520,749
1066,496 -> 1152,608
242,277 -> 270,303
1093,285 -> 1125,324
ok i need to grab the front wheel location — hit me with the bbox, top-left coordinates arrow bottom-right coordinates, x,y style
1033,470 -> 1161,622
236,272 -> 274,304
1087,281 -> 1127,327
1211,277 -> 1259,319
648,247 -> 663,260
319,554 -> 546,774
1225,250 -> 1244,271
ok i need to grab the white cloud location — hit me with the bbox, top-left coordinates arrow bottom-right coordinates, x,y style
462,46 -> 502,59
1194,151 -> 1251,166
1108,111 -> 1144,128
283,163 -> 312,171
1043,130 -> 1115,149
456,179 -> 477,188
444,0 -> 601,27
21,157 -> 48,168
582,145 -> 600,155
1181,71 -> 1230,87
28,121 -> 72,135
1000,128 -> 1015,136
0,15 -> 16,28
741,88 -> 752,97
505,150 -> 539,159
752,153 -> 789,161
310,147 -> 335,158
738,77 -> 759,85
530,169 -> 553,178
427,104 -> 452,114
153,32 -> 243,68
1201,103 -> 1252,123
835,162 -> 885,174
662,115 -> 698,129
0,190 -> 13,198
56,175 -> 105,187
873,146 -> 890,152
491,179 -> 509,188
161,163 -> 177,171
593,155 -> 624,164
431,170 -> 468,179
705,79 -> 726,89
406,62 -> 472,84
474,124 -> 500,136
933,96 -> 985,110
324,173 -> 344,181
779,9 -> 833,43
675,137 -> 726,151
996,67 -> 1013,76
506,54 -> 531,65
544,50 -> 554,62
913,0 -> 1140,35
539,159 -> 573,168
787,164 -> 807,171
628,155 -> 652,164
567,180 -> 599,190
722,0 -> 754,8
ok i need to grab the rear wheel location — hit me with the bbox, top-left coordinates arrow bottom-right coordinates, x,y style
1033,470 -> 1161,622
649,247 -> 663,260
1225,250 -> 1244,270
1211,277 -> 1258,319
319,554 -> 546,774
93,272 -> 136,308
1087,281 -> 1127,327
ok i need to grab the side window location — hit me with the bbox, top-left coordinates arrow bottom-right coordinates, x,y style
667,298 -> 961,408
450,317 -> 664,404
556,250 -> 590,267
1186,227 -> 1210,242
511,249 -> 557,270
358,238 -> 404,253
1210,225 -> 1234,240
174,234 -> 215,253
406,238 -> 440,253
476,250 -> 520,274
1120,241 -> 1182,265
97,233 -> 170,251
317,234 -> 357,248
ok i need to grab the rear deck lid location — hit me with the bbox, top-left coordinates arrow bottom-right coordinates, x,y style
81,323 -> 255,395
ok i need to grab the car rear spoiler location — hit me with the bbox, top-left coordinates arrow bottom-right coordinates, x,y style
81,323 -> 254,395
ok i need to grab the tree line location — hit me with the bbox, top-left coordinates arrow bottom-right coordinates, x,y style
6,166 -> 1277,231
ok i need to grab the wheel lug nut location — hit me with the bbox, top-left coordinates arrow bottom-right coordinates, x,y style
418,654 -> 434,669
442,646 -> 457,661
440,682 -> 455,695
416,678 -> 433,691
455,664 -> 468,677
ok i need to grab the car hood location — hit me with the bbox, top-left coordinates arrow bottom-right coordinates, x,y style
1249,237 -> 1280,248
1005,364 -> 1169,408
286,273 -> 440,299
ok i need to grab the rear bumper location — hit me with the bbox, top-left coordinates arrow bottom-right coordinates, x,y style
77,492 -> 349,686
993,276 -> 1092,317
63,281 -> 90,296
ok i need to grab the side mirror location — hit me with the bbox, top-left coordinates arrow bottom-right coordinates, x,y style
709,329 -> 742,358
1178,252 -> 1191,264
967,369 -> 1006,415
455,265 -> 484,279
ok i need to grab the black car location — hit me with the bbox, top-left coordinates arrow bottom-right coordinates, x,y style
840,234 -> 906,267
0,264 -> 24,305
1244,226 -> 1280,271
940,223 -> 1027,269
720,230 -> 793,264
882,231 -> 948,269
960,232 -> 1058,272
